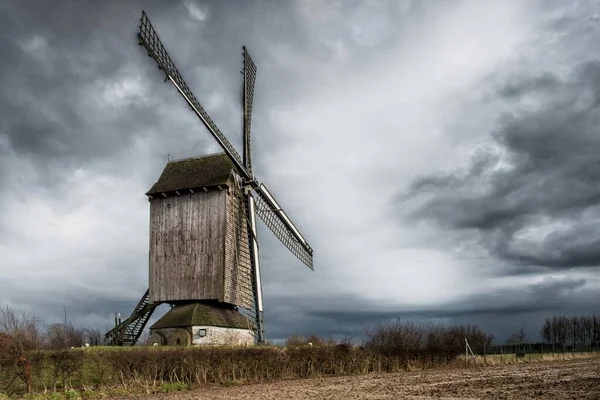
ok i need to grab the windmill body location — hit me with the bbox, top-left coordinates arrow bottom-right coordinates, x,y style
146,153 -> 252,308
105,11 -> 313,346
145,154 -> 255,346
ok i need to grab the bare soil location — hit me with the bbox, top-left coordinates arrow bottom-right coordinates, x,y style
148,357 -> 600,400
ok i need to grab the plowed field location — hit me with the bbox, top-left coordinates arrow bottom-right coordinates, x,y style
148,357 -> 600,399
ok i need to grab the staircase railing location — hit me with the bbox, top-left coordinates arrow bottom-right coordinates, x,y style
105,289 -> 159,346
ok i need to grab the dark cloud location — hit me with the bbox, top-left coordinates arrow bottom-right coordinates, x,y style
402,61 -> 600,270
0,1 -> 145,158
497,72 -> 559,99
0,0 -> 303,189
300,275 -> 596,342
0,0 -> 403,185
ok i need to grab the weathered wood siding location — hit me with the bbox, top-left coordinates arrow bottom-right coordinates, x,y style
149,190 -> 227,303
223,175 -> 253,309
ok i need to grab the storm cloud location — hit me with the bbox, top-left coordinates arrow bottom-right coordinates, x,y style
404,61 -> 600,270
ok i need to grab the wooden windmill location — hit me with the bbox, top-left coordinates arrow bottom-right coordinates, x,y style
105,11 -> 313,346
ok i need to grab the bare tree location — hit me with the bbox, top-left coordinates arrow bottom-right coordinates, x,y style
286,333 -> 306,346
506,328 -> 526,345
83,327 -> 104,346
551,316 -> 560,345
45,323 -> 86,349
0,306 -> 45,350
592,315 -> 600,351
571,316 -> 579,350
541,318 -> 552,343
580,316 -> 593,350
557,316 -> 569,351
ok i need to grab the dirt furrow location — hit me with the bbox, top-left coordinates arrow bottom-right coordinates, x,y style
141,357 -> 600,400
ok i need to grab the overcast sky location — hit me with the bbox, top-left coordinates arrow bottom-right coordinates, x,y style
1,0 -> 599,344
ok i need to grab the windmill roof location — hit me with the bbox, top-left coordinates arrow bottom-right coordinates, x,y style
150,302 -> 250,330
146,153 -> 237,195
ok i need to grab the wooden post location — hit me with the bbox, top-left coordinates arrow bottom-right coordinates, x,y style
500,345 -> 503,364
483,340 -> 487,364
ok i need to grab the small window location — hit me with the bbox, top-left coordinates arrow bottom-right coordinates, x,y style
198,329 -> 207,337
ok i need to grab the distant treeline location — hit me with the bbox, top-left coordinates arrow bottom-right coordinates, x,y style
540,314 -> 600,351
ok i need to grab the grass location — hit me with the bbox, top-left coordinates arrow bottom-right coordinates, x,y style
161,382 -> 188,393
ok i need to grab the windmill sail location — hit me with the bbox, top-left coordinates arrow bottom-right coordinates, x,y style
138,11 -> 247,176
247,193 -> 265,340
253,184 -> 314,269
243,47 -> 257,175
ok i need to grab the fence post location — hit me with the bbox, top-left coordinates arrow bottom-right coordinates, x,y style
483,340 -> 487,364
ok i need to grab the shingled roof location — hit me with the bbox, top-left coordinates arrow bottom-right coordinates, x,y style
150,302 -> 250,330
146,153 -> 237,196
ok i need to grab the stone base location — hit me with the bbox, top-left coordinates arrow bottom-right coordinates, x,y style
149,302 -> 254,346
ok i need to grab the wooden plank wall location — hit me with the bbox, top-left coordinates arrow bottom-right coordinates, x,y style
149,190 -> 226,303
223,176 -> 254,309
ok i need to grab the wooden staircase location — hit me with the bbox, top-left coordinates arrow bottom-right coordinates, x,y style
105,289 -> 159,346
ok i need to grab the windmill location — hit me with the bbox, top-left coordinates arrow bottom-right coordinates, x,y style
105,11 -> 313,346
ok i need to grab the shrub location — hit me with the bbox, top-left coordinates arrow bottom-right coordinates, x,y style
363,320 -> 491,369
161,382 -> 188,392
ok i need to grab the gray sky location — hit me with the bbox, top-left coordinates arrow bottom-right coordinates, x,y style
1,0 -> 599,344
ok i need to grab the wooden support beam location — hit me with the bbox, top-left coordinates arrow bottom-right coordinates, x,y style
161,193 -> 167,198
203,187 -> 208,192
189,189 -> 194,194
175,191 -> 180,196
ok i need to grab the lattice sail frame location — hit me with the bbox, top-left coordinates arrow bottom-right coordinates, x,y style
252,186 -> 313,269
243,47 -> 257,175
138,11 -> 246,174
